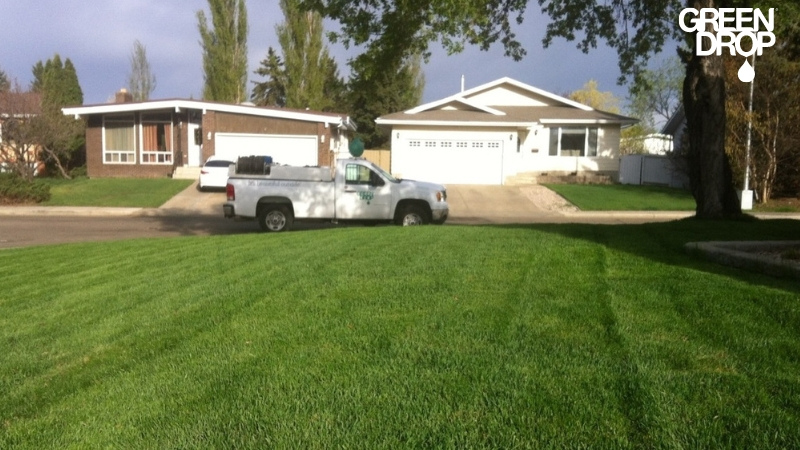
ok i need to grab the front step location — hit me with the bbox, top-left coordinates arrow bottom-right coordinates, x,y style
173,166 -> 201,180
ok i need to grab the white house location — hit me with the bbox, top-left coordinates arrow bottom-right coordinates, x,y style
376,77 -> 637,185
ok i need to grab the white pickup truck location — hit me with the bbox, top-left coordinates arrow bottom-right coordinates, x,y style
223,158 -> 449,231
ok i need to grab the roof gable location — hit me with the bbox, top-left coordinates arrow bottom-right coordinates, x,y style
404,77 -> 593,117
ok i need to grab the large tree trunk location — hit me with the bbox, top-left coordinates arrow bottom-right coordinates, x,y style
683,0 -> 742,219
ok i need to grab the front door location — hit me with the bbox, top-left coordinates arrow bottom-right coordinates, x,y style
188,123 -> 202,166
335,163 -> 391,220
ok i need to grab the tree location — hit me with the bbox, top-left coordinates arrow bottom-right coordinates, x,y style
347,54 -> 425,148
0,85 -> 42,180
276,0 -> 342,110
197,0 -> 248,102
251,47 -> 287,107
305,0 -> 799,218
29,55 -> 85,178
568,80 -> 621,113
0,68 -> 9,92
626,57 -> 684,133
128,40 -> 157,101
725,48 -> 800,203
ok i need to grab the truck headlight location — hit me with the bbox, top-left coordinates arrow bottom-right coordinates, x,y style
436,190 -> 446,202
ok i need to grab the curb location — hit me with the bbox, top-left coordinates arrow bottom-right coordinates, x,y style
0,206 -> 145,216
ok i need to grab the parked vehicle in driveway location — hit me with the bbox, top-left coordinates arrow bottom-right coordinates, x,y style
198,156 -> 234,190
223,157 -> 449,231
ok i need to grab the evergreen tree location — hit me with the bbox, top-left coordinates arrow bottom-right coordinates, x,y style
197,0 -> 248,102
251,47 -> 287,107
128,40 -> 157,101
29,54 -> 85,177
0,68 -> 9,92
347,54 -> 425,148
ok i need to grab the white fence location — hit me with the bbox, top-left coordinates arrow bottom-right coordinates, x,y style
619,154 -> 689,189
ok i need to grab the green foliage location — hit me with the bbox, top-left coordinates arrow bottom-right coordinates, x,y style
28,54 -> 86,178
302,0 -> 529,78
277,0 -> 340,110
545,183 -> 696,211
197,0 -> 248,102
0,67 -> 9,92
625,56 -> 683,133
251,47 -> 287,107
347,54 -> 425,148
2,222 -> 800,447
127,40 -> 157,101
0,173 -> 51,204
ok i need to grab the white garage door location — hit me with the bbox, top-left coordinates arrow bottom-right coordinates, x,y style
392,139 -> 504,185
215,133 -> 318,166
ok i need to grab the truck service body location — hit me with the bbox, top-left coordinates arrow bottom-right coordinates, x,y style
223,158 -> 449,231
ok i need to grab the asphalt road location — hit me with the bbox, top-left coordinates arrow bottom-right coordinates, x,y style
0,215 -> 261,249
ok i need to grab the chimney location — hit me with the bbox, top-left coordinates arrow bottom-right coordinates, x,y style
115,88 -> 134,103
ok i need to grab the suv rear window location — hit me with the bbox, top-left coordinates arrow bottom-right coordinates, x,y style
204,160 -> 234,168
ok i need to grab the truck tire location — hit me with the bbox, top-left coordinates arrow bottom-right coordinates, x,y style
258,204 -> 293,232
398,204 -> 428,226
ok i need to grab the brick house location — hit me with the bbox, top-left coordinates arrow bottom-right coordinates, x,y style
62,90 -> 356,178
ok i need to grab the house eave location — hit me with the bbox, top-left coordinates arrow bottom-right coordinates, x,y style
62,100 -> 349,126
376,119 -> 536,128
376,118 -> 636,127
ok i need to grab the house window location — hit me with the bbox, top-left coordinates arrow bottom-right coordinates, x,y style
456,142 -> 468,148
548,127 -> 598,157
472,142 -> 484,148
141,114 -> 173,164
409,141 -> 421,147
425,141 -> 436,147
488,142 -> 500,148
441,141 -> 452,148
103,115 -> 136,164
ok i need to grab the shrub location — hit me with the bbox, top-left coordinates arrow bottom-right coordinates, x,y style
0,173 -> 51,204
69,165 -> 88,178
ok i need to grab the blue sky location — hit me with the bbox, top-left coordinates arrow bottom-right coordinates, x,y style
0,1 -> 678,111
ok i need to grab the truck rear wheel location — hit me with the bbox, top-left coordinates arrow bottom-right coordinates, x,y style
398,205 -> 428,226
258,204 -> 293,232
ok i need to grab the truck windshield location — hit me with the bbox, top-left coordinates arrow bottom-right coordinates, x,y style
370,162 -> 400,183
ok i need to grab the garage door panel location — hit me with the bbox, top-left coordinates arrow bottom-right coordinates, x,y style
393,140 -> 503,185
215,133 -> 318,166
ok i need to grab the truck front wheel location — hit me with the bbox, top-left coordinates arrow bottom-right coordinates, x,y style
397,205 -> 429,226
258,204 -> 293,232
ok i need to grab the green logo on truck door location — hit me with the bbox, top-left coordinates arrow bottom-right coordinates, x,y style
358,191 -> 374,202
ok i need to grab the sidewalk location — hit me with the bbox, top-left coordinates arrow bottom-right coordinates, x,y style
1,181 -> 799,223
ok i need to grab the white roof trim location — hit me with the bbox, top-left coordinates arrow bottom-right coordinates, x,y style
405,96 -> 506,116
62,99 -> 347,125
376,118 -> 536,127
405,76 -> 594,114
539,118 -> 636,125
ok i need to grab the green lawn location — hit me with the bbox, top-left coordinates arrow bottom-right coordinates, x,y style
2,221 -> 799,448
40,178 -> 193,208
545,184 -> 697,211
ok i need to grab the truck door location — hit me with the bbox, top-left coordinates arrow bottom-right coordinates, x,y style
336,163 -> 391,220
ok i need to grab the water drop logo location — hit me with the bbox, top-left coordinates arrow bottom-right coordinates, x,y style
738,59 -> 755,82
679,8 -> 777,82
